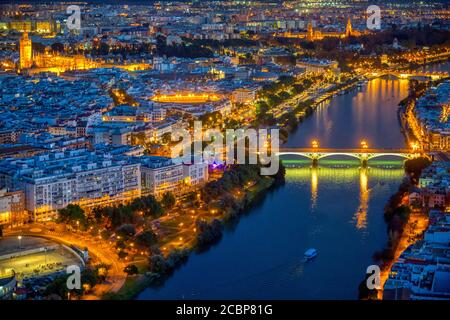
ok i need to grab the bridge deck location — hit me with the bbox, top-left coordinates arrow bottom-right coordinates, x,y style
277,148 -> 413,154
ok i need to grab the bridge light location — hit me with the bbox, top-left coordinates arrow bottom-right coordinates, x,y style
410,142 -> 419,152
360,140 -> 368,149
311,140 -> 319,148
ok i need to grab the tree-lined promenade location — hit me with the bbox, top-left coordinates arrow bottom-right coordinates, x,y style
31,161 -> 284,300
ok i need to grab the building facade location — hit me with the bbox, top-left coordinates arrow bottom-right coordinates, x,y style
0,189 -> 26,227
0,149 -> 141,221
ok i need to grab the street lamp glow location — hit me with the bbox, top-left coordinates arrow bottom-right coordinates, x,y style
311,140 -> 319,148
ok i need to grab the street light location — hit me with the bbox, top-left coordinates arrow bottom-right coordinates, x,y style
311,139 -> 319,149
18,235 -> 22,248
360,140 -> 368,149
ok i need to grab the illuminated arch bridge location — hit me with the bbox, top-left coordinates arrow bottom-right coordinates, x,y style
276,148 -> 419,164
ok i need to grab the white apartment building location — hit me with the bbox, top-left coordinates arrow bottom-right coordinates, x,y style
183,162 -> 208,186
0,149 -> 141,221
138,156 -> 208,197
140,157 -> 184,197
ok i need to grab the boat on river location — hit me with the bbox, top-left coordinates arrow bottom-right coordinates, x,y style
304,248 -> 318,261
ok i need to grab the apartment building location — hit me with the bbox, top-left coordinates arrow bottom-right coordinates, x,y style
0,149 -> 141,221
138,156 -> 208,197
0,189 -> 26,227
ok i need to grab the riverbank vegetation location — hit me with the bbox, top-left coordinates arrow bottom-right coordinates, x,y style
358,156 -> 431,299
101,161 -> 285,299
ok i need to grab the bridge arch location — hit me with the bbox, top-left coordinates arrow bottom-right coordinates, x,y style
366,153 -> 413,161
316,153 -> 362,161
276,152 -> 315,160
277,152 -> 363,161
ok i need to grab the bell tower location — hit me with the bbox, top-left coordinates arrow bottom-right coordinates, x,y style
19,32 -> 33,69
345,17 -> 353,37
307,20 -> 314,41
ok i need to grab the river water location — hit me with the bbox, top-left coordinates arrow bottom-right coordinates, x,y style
138,62 -> 449,300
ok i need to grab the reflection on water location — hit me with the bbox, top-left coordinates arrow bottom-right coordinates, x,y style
138,64 -> 449,300
357,168 -> 369,230
286,164 -> 405,232
284,77 -> 409,149
311,167 -> 318,210
139,164 -> 405,300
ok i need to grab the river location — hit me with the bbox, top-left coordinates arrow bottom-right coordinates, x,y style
138,62 -> 449,300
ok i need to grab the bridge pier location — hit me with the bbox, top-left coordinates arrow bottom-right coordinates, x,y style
361,159 -> 368,167
360,154 -> 368,168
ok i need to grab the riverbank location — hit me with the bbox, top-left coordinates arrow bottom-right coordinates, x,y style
104,164 -> 284,300
279,76 -> 363,142
358,157 -> 431,300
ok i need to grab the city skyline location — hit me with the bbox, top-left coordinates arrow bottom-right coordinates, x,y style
0,0 -> 449,307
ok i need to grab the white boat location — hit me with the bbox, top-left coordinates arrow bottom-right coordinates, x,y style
304,248 -> 318,261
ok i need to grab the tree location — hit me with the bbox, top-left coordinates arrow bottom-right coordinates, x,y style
148,254 -> 168,274
196,219 -> 223,249
404,157 -> 431,183
185,191 -> 197,203
160,132 -> 172,145
135,230 -> 158,247
117,250 -> 128,260
358,274 -> 379,300
161,192 -> 176,210
116,224 -> 136,238
124,264 -> 139,275
57,204 -> 86,224
130,195 -> 164,217
0,225 -> 3,238
109,205 -> 136,228
166,249 -> 189,270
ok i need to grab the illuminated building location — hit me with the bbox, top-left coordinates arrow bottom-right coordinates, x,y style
151,92 -> 231,117
32,49 -> 99,74
138,156 -> 208,197
296,59 -> 339,74
231,88 -> 257,105
19,32 -> 98,73
5,20 -> 59,34
276,18 -> 362,41
0,189 -> 26,227
17,32 -> 150,74
151,93 -> 222,104
0,149 -> 141,221
19,32 -> 32,69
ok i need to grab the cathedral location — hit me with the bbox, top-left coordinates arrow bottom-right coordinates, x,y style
18,32 -> 98,74
278,18 -> 362,41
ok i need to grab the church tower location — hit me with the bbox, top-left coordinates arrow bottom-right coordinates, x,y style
19,32 -> 33,69
307,20 -> 314,41
345,17 -> 353,37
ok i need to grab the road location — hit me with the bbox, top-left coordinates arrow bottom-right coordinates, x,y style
6,223 -> 127,299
